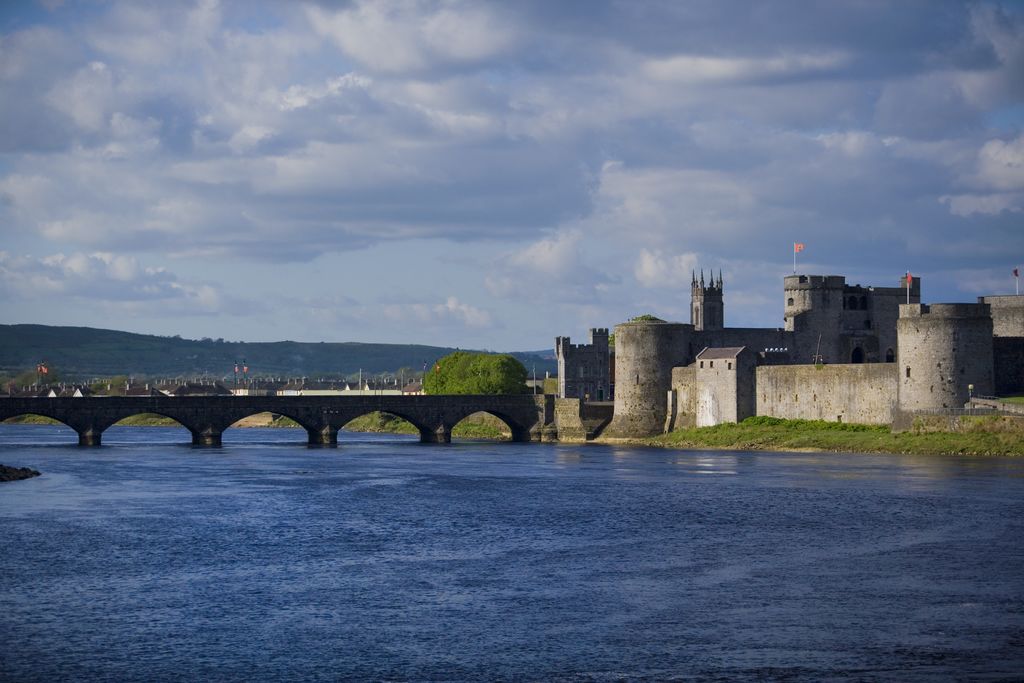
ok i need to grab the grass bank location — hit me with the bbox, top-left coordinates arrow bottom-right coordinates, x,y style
343,411 -> 509,440
646,416 -> 1024,456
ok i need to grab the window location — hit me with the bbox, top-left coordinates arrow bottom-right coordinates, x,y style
787,297 -> 794,307
709,361 -> 714,368
848,296 -> 858,310
906,367 -> 911,378
864,319 -> 871,329
727,362 -> 733,370
699,361 -> 704,368
885,349 -> 895,363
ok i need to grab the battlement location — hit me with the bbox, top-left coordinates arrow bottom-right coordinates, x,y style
784,274 -> 846,290
899,303 -> 991,319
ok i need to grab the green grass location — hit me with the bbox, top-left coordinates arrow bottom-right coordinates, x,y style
648,416 -> 1024,456
343,411 -> 509,440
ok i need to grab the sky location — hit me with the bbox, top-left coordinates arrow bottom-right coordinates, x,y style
0,0 -> 1022,351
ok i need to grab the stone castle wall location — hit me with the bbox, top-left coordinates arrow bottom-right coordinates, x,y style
604,321 -> 691,437
897,303 -> 994,411
755,363 -> 898,424
980,295 -> 1024,337
556,329 -> 611,401
668,365 -> 697,430
993,337 -> 1024,395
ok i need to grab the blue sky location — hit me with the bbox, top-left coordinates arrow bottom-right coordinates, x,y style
1,0 -> 1022,350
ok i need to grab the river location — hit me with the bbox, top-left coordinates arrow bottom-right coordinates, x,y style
1,424 -> 1023,681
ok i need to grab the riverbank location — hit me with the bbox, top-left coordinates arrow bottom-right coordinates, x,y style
636,416 -> 1024,456
0,464 -> 41,482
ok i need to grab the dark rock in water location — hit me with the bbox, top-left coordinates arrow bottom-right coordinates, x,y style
0,464 -> 41,482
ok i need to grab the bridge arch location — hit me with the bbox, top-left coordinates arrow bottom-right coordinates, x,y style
1,413 -> 79,443
102,412 -> 191,444
441,406 -> 533,443
451,410 -> 515,441
340,410 -> 422,438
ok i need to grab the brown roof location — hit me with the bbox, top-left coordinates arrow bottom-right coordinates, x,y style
696,346 -> 747,360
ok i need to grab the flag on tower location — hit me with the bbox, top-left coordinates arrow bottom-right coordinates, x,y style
794,243 -> 805,253
906,271 -> 913,286
1014,267 -> 1019,278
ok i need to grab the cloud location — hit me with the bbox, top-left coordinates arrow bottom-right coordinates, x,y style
976,134 -> 1024,191
486,229 -> 616,302
0,251 -> 233,314
382,296 -> 493,328
306,1 -> 519,74
634,249 -> 699,288
1,1 -> 1023,346
643,51 -> 849,84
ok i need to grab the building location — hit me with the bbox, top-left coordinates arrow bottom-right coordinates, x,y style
555,328 -> 612,401
557,270 -> 1024,437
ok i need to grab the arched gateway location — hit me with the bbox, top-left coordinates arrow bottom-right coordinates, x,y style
0,395 -> 556,447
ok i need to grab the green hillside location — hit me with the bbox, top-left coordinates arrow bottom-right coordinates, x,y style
0,324 -> 556,380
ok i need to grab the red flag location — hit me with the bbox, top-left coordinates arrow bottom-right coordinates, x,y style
40,366 -> 48,375
243,366 -> 248,374
234,364 -> 239,374
794,242 -> 805,253
906,272 -> 913,286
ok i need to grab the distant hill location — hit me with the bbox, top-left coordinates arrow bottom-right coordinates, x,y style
0,324 -> 557,380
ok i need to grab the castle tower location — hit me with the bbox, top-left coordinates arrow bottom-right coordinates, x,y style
691,269 -> 724,331
783,275 -> 846,362
897,303 -> 994,412
603,318 -> 691,437
555,328 -> 611,400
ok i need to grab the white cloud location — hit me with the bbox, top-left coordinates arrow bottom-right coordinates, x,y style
0,251 -> 228,313
643,51 -> 849,84
940,192 -> 1023,216
382,296 -> 492,328
306,0 -> 519,73
633,249 -> 699,288
976,134 -> 1024,191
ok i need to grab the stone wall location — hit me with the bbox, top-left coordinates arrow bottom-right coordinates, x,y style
554,398 -> 587,442
605,320 -> 691,437
981,295 -> 1024,337
556,329 -> 611,401
668,365 -> 697,430
755,363 -> 898,424
994,337 -> 1024,395
897,303 -> 994,411
695,349 -> 757,426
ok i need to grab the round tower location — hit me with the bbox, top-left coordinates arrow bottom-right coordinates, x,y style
604,319 -> 691,438
897,303 -> 994,412
783,275 -> 846,362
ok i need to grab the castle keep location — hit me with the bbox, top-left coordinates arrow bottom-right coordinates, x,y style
557,272 -> 1024,438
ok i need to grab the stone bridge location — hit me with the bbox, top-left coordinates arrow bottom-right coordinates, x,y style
0,395 -> 557,447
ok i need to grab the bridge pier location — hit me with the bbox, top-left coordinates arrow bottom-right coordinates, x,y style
191,428 -> 222,447
307,425 -> 338,446
420,425 -> 451,444
77,428 -> 102,447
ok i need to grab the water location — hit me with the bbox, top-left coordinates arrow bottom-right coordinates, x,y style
1,424 -> 1023,682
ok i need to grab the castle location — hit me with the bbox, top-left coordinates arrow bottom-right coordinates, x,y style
556,272 -> 1024,437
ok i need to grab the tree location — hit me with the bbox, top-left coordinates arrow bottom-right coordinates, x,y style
423,352 -> 528,395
